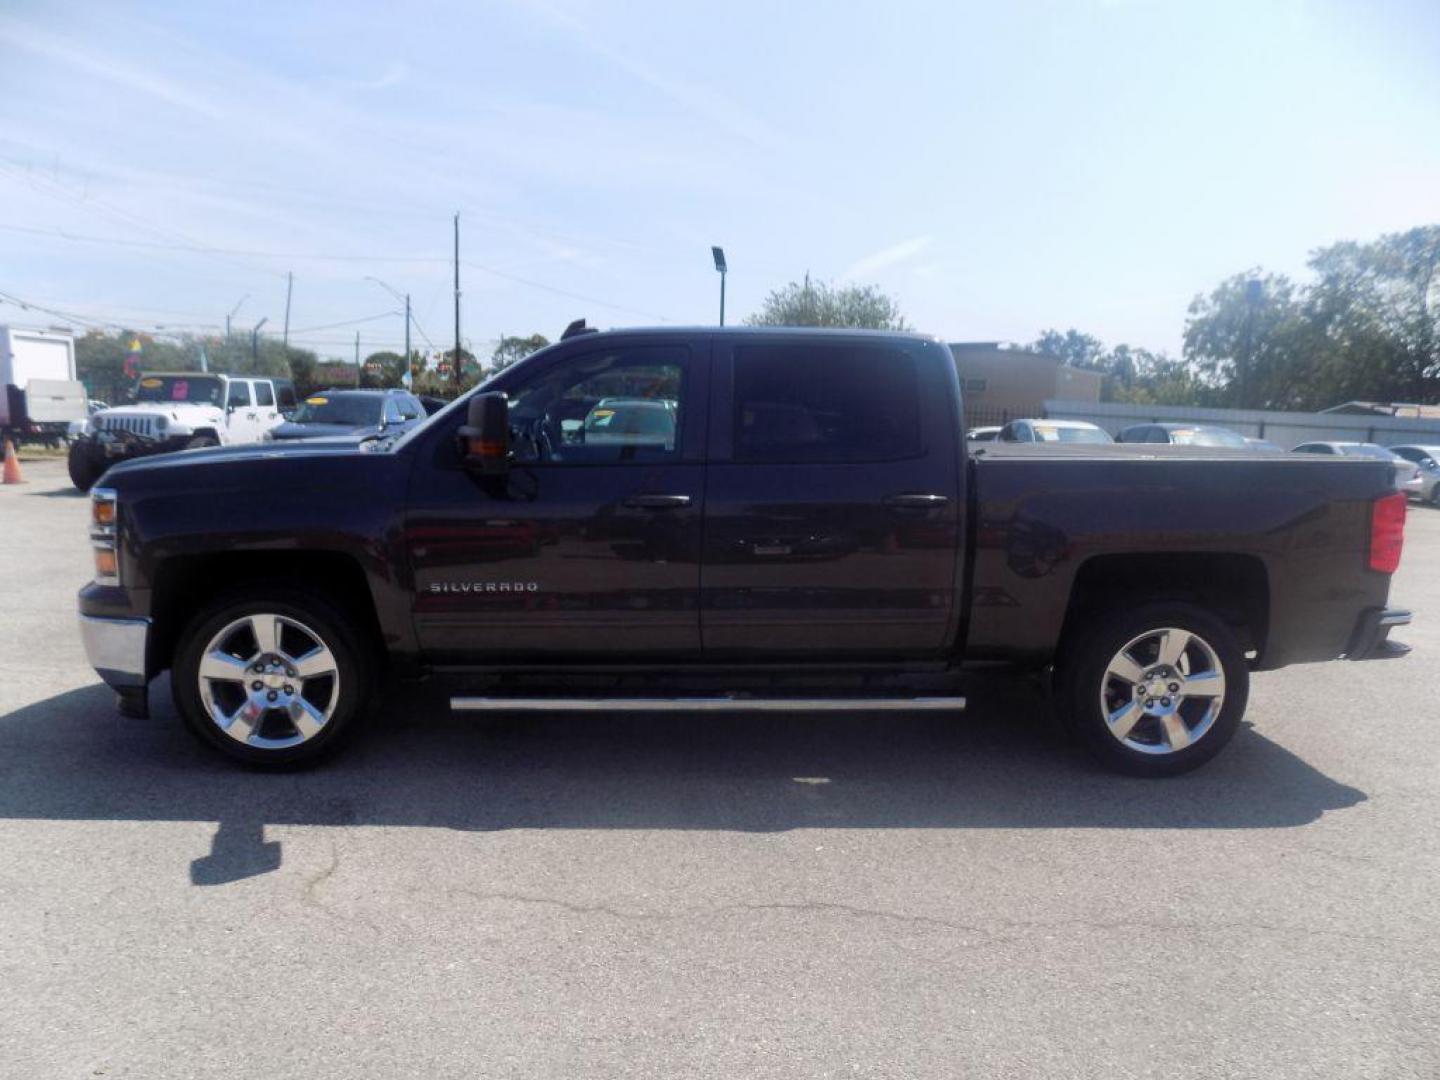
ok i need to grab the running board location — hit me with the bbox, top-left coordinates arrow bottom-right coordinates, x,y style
449,696 -> 966,713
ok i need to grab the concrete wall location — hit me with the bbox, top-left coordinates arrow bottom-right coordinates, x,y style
1042,399 -> 1440,449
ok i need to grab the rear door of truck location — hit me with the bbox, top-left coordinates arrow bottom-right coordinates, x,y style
700,334 -> 964,659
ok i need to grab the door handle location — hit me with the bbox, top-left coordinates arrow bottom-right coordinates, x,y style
623,493 -> 691,509
883,493 -> 950,509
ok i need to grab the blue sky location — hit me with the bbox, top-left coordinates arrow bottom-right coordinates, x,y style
1,0 -> 1437,362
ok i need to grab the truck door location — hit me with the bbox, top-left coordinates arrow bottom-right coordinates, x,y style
405,339 -> 709,663
254,380 -> 282,433
701,337 -> 962,659
223,380 -> 257,442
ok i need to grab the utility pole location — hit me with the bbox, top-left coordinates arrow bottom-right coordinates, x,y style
404,292 -> 412,387
355,331 -> 361,387
226,294 -> 249,340
453,212 -> 462,391
282,272 -> 293,348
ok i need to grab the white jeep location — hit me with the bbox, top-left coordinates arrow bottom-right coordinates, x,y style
68,372 -> 293,491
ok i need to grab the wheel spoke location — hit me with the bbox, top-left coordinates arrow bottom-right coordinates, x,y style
290,644 -> 336,681
1180,670 -> 1225,698
1160,713 -> 1191,751
1106,651 -> 1145,685
288,697 -> 326,739
1107,699 -> 1145,741
248,614 -> 281,657
1156,629 -> 1191,669
220,698 -> 266,744
199,650 -> 251,682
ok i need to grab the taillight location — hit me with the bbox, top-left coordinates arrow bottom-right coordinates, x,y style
1369,492 -> 1406,574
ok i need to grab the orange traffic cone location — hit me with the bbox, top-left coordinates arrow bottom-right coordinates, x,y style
2,439 -> 23,484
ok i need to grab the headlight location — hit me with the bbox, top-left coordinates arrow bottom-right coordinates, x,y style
90,488 -> 120,585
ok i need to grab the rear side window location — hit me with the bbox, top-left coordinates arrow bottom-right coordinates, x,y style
255,381 -> 275,407
732,345 -> 921,464
276,383 -> 298,410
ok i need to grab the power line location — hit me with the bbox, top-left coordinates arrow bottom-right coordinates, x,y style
288,310 -> 403,334
460,259 -> 672,321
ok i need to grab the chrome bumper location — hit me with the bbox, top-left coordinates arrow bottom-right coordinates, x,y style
79,613 -> 151,687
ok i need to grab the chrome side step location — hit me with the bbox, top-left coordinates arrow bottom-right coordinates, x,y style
449,696 -> 966,713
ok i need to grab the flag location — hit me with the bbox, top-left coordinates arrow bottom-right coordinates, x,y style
122,337 -> 142,380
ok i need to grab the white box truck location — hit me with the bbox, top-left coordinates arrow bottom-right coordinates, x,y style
1,326 -> 88,447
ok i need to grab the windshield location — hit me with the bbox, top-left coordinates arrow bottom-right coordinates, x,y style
290,395 -> 381,426
1033,424 -> 1112,444
132,375 -> 224,406
1169,427 -> 1249,448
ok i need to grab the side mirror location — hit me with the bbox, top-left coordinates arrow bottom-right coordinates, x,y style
457,392 -> 509,474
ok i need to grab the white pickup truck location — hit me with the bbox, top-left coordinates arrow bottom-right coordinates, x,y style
68,371 -> 295,491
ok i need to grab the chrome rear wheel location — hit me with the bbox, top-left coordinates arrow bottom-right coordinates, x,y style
1099,627 -> 1226,755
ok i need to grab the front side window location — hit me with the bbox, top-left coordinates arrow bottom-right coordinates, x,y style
732,344 -> 920,464
227,381 -> 252,408
507,346 -> 686,465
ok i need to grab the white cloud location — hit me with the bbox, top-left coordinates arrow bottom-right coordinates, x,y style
841,235 -> 935,281
0,13 -> 224,119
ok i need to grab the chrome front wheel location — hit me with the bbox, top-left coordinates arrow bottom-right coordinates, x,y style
197,613 -> 340,750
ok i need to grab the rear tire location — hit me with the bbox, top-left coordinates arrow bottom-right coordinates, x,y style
171,586 -> 374,767
1056,602 -> 1249,777
67,440 -> 102,492
186,434 -> 219,450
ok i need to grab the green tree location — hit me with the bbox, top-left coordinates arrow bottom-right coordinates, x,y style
746,273 -> 908,330
490,333 -> 550,374
360,350 -> 408,388
1304,225 -> 1440,405
1182,272 -> 1316,409
1027,330 -> 1209,405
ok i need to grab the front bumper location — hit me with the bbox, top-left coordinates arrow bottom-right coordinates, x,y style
79,613 -> 151,687
1346,607 -> 1412,661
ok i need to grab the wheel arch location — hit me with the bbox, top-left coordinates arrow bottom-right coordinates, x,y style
1058,552 -> 1270,667
149,551 -> 385,675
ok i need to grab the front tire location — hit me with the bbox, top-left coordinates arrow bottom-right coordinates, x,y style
171,587 -> 373,766
67,440 -> 103,491
1056,602 -> 1249,777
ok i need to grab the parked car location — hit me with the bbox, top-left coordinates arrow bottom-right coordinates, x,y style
78,327 -> 1410,778
998,418 -> 1113,444
67,371 -> 286,491
1291,441 -> 1424,496
966,426 -> 1002,444
1388,445 -> 1440,505
1117,423 -> 1250,448
266,389 -> 428,442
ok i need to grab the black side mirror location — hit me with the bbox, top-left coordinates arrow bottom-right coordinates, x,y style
457,392 -> 510,474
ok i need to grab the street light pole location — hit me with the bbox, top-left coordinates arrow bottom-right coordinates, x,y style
711,247 -> 727,326
251,317 -> 269,363
226,294 -> 249,339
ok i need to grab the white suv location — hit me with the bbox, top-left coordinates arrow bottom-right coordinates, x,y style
68,372 -> 287,490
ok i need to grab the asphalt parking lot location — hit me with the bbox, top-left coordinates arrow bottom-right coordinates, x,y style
2,456 -> 1437,1079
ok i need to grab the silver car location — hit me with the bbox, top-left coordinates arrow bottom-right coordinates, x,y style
1388,445 -> 1440,505
1291,441 -> 1425,496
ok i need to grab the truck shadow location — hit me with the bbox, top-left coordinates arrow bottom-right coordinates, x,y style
0,677 -> 1366,885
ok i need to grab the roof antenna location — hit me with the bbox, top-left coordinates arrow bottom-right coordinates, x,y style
561,318 -> 597,340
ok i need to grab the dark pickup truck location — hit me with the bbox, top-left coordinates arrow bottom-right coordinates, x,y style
77,327 -> 1412,775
